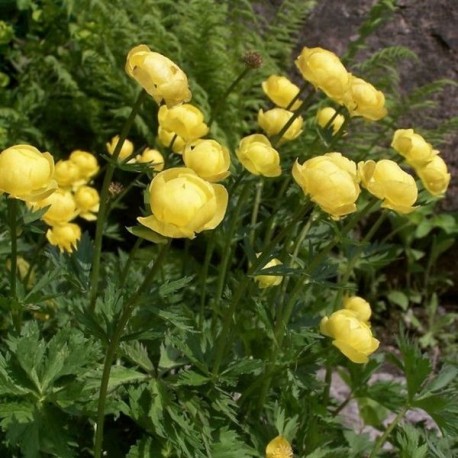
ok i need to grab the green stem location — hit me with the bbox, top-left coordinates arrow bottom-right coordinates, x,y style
118,238 -> 143,290
322,364 -> 333,407
7,198 -> 20,331
93,240 -> 170,458
199,235 -> 215,327
249,181 -> 263,246
89,90 -> 147,310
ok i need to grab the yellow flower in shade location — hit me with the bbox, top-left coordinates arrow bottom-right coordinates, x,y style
54,159 -> 83,189
158,104 -> 209,142
69,150 -> 99,181
391,129 -> 437,168
33,189 -> 78,226
342,75 -> 387,121
295,47 -> 350,103
417,153 -> 451,196
236,134 -> 281,177
74,186 -> 100,221
262,75 -> 302,110
0,144 -> 57,202
46,222 -> 81,253
258,108 -> 303,143
106,135 -> 134,161
135,148 -> 165,171
292,153 -> 360,219
343,296 -> 372,323
358,159 -> 418,214
157,126 -> 186,154
125,44 -> 191,107
266,436 -> 293,458
316,107 -> 345,135
255,256 -> 283,289
138,167 -> 228,239
183,139 -> 230,182
320,309 -> 380,364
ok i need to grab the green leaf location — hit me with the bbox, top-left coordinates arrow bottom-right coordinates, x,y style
127,225 -> 168,244
120,341 -> 155,373
176,370 -> 210,387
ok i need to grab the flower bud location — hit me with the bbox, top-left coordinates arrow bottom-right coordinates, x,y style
125,44 -> 191,107
391,129 -> 436,168
343,296 -> 372,323
258,108 -> 303,143
74,186 -> 100,221
54,160 -> 83,189
157,127 -> 186,154
266,436 -> 293,458
106,135 -> 134,161
183,139 -> 230,182
138,167 -> 228,239
316,107 -> 345,135
236,134 -> 281,177
293,153 -> 360,219
416,153 -> 451,196
262,75 -> 302,110
0,145 -> 57,202
46,223 -> 81,253
34,189 -> 78,226
255,256 -> 283,289
358,159 -> 418,214
69,150 -> 99,181
135,148 -> 165,171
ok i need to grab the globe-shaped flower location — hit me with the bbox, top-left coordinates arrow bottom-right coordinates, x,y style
33,189 -> 78,226
69,150 -> 99,181
293,153 -> 360,219
316,107 -> 345,135
135,148 -> 165,171
416,153 -> 451,196
391,129 -> 436,168
126,44 -> 191,107
74,186 -> 100,221
343,296 -> 372,323
54,160 -> 83,189
258,108 -> 303,143
262,75 -> 302,110
265,436 -> 293,458
157,127 -> 186,154
138,168 -> 228,239
255,256 -> 283,289
0,144 -> 57,202
106,135 -> 134,161
46,223 -> 81,253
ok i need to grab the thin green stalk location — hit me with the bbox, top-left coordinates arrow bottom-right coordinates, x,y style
7,198 -> 20,331
199,235 -> 216,327
249,181 -> 263,246
93,241 -> 170,458
118,238 -> 143,289
89,90 -> 147,310
322,364 -> 333,407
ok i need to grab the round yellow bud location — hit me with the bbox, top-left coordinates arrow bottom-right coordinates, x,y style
138,167 -> 228,239
293,153 -> 360,219
135,148 -> 165,171
417,153 -> 451,196
157,127 -> 186,154
261,75 -> 302,110
183,139 -> 230,182
255,256 -> 283,289
236,134 -> 281,177
295,47 -> 350,103
34,189 -> 78,226
125,44 -> 191,107
316,107 -> 345,135
343,296 -> 372,323
74,186 -> 100,221
265,436 -> 293,458
358,159 -> 418,214
391,129 -> 436,168
0,144 -> 57,202
69,150 -> 99,181
106,135 -> 134,161
54,160 -> 83,189
46,223 -> 81,253
258,108 -> 303,143
320,309 -> 380,364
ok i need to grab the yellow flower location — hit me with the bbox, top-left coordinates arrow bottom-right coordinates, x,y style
295,47 -> 350,103
33,189 -> 78,226
262,75 -> 302,110
342,75 -> 387,121
320,309 -> 380,364
292,153 -> 360,219
358,159 -> 418,214
135,148 -> 165,171
157,126 -> 186,154
255,256 -> 283,289
183,139 -> 230,182
416,153 -> 451,196
138,167 -> 228,239
391,129 -> 436,168
0,144 -> 57,202
343,296 -> 372,323
158,104 -> 209,142
46,223 -> 81,253
74,185 -> 100,221
54,159 -> 83,189
258,108 -> 303,143
69,150 -> 99,181
125,44 -> 191,107
236,134 -> 281,177
316,107 -> 345,135
106,135 -> 134,161
266,436 -> 293,458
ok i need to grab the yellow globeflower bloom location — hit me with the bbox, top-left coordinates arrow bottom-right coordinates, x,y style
295,47 -> 350,103
342,75 -> 387,121
34,189 -> 78,226
258,108 -> 303,143
183,139 -> 230,182
69,150 -> 99,181
391,129 -> 436,168
343,296 -> 372,323
262,75 -> 302,110
125,44 -> 191,107
46,223 -> 81,253
417,153 -> 451,196
0,144 -> 56,202
157,126 -> 186,154
54,159 -> 83,189
158,104 -> 209,142
74,186 -> 100,221
293,153 -> 360,219
236,134 -> 281,177
320,309 -> 380,364
316,107 -> 345,135
255,256 -> 283,289
358,159 -> 418,214
138,167 -> 228,239
106,135 -> 134,161
135,148 -> 165,171
266,436 -> 293,458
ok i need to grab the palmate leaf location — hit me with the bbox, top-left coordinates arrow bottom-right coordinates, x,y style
396,424 -> 428,458
211,427 -> 257,458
